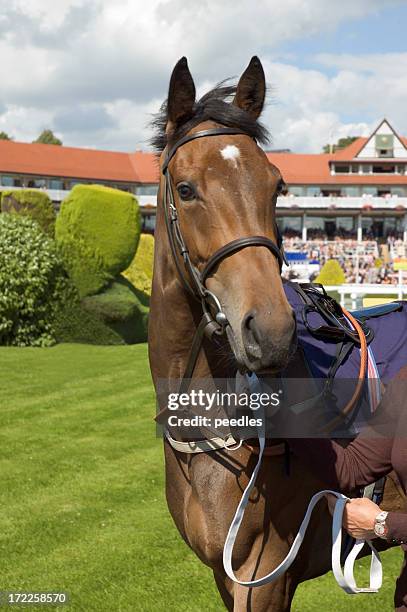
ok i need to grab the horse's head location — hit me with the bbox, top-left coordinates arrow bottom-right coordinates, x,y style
156,56 -> 296,373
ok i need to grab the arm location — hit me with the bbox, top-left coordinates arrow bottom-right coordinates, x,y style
288,373 -> 403,490
289,434 -> 393,492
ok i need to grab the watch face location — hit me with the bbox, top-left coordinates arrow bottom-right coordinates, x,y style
375,523 -> 386,536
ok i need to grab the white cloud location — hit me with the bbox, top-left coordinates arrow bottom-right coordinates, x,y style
0,0 -> 405,151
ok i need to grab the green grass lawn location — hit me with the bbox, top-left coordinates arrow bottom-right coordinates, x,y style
0,343 -> 402,611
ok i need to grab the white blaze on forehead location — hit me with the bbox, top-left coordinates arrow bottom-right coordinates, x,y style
220,144 -> 240,167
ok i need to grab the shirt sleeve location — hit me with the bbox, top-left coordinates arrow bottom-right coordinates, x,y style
289,436 -> 393,492
386,513 -> 407,544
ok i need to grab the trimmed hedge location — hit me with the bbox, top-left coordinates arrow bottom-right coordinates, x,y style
82,275 -> 149,344
316,259 -> 346,285
123,233 -> 154,295
55,185 -> 141,297
0,214 -> 67,346
53,290 -> 124,345
1,189 -> 56,236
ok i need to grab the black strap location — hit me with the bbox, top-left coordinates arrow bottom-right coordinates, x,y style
201,236 -> 283,282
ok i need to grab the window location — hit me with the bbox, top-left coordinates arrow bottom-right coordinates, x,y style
337,217 -> 354,231
334,165 -> 350,173
287,186 -> 304,196
135,184 -> 158,196
351,164 -> 359,174
372,165 -> 396,174
305,216 -> 324,230
49,179 -> 63,190
379,149 -> 394,158
362,165 -> 371,174
280,216 -> 302,235
391,187 -> 407,197
321,189 -> 340,197
306,186 -> 321,197
341,187 -> 359,197
361,187 -> 377,196
27,178 -> 46,188
1,175 -> 14,186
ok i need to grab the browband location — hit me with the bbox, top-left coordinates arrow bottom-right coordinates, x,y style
162,127 -> 248,174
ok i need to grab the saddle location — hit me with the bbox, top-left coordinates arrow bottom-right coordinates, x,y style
284,281 -> 407,385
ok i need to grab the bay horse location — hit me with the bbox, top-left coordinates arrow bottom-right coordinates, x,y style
148,57 -> 403,610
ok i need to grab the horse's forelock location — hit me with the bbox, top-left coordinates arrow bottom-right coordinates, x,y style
149,81 -> 270,154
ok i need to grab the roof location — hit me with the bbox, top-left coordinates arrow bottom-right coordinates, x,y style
0,140 -> 142,183
333,135 -> 407,160
0,131 -> 407,187
129,151 -> 159,183
268,136 -> 407,186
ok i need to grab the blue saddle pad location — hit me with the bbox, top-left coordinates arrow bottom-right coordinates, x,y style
284,282 -> 407,385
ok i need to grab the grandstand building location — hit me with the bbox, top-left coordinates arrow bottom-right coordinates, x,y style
1,118 -> 407,241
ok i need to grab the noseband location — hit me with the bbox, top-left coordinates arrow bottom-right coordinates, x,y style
160,126 -> 286,384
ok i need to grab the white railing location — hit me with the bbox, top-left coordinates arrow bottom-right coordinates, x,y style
324,283 -> 407,308
277,195 -> 407,210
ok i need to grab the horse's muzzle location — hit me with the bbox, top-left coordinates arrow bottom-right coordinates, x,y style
241,308 -> 297,372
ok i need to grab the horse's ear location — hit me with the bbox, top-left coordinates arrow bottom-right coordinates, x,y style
166,57 -> 196,134
233,56 -> 265,119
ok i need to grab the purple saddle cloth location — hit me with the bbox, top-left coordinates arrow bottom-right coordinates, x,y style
284,282 -> 407,385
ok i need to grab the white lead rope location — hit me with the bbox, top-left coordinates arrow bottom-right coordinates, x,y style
222,405 -> 382,594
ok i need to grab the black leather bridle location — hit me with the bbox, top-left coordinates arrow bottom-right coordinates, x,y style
161,126 -> 286,383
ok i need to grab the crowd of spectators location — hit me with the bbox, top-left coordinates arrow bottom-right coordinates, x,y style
282,234 -> 406,285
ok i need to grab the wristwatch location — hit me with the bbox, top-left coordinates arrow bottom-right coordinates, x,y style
374,510 -> 389,539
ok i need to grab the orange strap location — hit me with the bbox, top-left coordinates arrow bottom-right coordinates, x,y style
247,307 -> 369,448
320,307 -> 368,433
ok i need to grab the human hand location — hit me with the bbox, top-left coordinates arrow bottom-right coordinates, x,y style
343,498 -> 381,540
325,495 -> 381,539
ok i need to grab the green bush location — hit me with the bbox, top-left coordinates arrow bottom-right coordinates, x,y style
53,290 -> 124,345
55,185 -> 141,298
0,214 -> 67,346
123,233 -> 154,295
82,275 -> 149,344
316,259 -> 346,285
1,189 -> 56,236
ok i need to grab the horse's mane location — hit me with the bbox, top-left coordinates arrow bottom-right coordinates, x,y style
150,81 -> 270,152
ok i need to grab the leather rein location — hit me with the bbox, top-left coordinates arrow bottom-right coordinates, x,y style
160,127 -> 286,387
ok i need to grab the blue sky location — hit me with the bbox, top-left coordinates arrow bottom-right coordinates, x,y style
278,4 -> 407,63
0,0 -> 406,153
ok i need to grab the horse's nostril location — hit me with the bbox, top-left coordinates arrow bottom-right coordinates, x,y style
242,309 -> 262,360
243,309 -> 257,331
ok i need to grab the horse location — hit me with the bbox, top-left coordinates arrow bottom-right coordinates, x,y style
148,56 -> 404,611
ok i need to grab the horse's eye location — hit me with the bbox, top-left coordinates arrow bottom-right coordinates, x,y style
177,182 -> 196,201
277,179 -> 286,195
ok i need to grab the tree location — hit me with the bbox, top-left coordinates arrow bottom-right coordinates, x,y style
316,259 -> 346,285
323,136 -> 358,154
34,129 -> 62,146
0,131 -> 12,140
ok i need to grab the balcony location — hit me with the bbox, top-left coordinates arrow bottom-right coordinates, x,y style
277,195 -> 407,211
